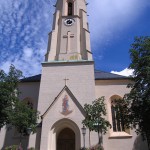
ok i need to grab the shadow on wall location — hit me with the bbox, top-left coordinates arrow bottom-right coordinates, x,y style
2,126 -> 29,150
132,135 -> 149,150
1,126 -> 42,150
35,126 -> 42,150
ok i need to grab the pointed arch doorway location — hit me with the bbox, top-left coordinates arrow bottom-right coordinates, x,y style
57,128 -> 75,150
51,118 -> 81,150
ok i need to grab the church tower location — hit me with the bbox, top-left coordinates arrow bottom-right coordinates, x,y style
37,0 -> 96,149
45,0 -> 92,61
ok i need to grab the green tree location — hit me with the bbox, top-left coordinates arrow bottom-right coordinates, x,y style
127,36 -> 150,149
82,97 -> 111,147
0,65 -> 22,129
7,100 -> 39,144
0,65 -> 39,147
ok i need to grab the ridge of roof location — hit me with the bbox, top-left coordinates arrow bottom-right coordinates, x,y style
20,70 -> 131,82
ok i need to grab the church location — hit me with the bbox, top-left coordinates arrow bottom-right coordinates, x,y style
0,0 -> 148,150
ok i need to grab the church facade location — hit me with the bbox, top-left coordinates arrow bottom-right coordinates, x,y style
0,0 -> 148,150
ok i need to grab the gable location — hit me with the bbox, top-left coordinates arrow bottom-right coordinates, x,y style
41,86 -> 85,119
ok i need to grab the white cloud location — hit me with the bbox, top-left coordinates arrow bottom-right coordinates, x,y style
0,41 -> 46,76
111,68 -> 134,77
23,47 -> 33,59
0,0 -> 53,76
87,0 -> 149,45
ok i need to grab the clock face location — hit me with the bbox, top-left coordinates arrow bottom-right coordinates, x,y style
64,19 -> 75,26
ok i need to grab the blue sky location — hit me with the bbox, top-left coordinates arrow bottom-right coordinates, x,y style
0,0 -> 150,76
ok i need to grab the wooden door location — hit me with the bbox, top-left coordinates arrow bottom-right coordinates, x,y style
57,128 -> 75,150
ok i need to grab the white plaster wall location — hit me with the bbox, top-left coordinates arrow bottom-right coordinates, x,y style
95,80 -> 149,150
18,82 -> 40,109
46,0 -> 91,61
0,127 -> 6,150
38,61 -> 96,150
38,61 -> 95,115
40,90 -> 84,150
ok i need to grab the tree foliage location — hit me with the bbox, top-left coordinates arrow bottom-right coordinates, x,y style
114,37 -> 150,149
82,97 -> 111,145
0,65 -> 39,141
0,65 -> 22,128
127,36 -> 150,148
7,100 -> 39,136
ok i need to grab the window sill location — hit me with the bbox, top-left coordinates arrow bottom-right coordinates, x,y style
109,132 -> 132,139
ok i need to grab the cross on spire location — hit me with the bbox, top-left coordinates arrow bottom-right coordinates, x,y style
64,78 -> 69,86
63,31 -> 74,52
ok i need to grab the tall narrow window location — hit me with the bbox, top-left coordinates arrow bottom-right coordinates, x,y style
68,2 -> 73,16
111,98 -> 125,132
23,97 -> 34,109
26,101 -> 33,109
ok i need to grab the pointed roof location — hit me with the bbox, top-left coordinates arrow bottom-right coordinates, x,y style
21,70 -> 130,82
41,85 -> 85,119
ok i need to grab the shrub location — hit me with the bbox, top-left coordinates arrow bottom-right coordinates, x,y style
80,144 -> 104,150
28,147 -> 35,150
28,148 -> 35,150
89,144 -> 104,150
80,148 -> 90,150
5,145 -> 18,150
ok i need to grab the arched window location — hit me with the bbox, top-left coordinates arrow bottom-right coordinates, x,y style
26,101 -> 33,109
111,96 -> 125,132
68,2 -> 73,16
23,97 -> 34,109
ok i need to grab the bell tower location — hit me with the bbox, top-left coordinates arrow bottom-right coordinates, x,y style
37,0 -> 96,149
45,0 -> 92,61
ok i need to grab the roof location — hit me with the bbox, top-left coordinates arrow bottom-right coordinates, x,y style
20,70 -> 130,82
94,70 -> 130,80
21,74 -> 41,82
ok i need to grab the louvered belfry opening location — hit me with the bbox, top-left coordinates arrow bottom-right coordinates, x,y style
68,2 -> 73,16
